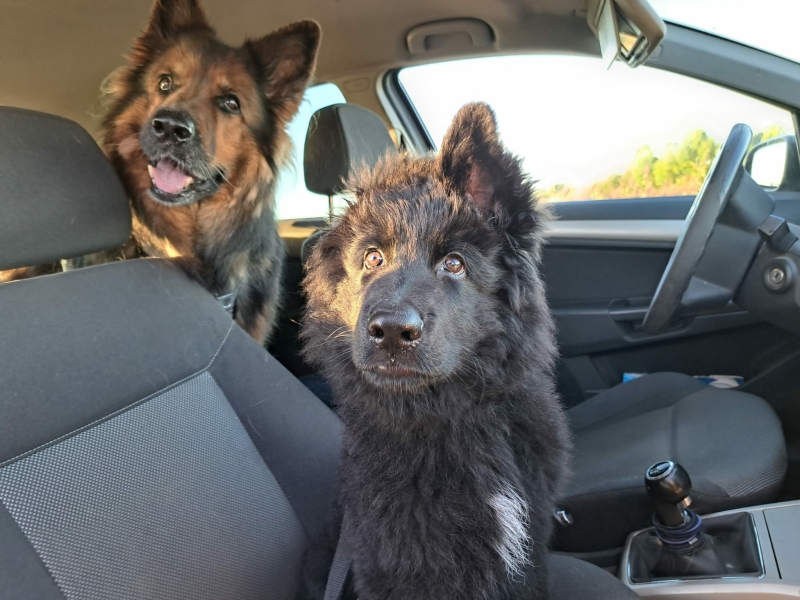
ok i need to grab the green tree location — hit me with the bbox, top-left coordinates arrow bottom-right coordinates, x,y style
540,125 -> 789,203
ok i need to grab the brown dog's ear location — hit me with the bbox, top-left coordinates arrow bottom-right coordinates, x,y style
131,0 -> 212,66
244,21 -> 322,122
437,102 -> 531,220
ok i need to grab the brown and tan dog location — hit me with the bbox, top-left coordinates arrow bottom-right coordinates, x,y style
3,0 -> 320,344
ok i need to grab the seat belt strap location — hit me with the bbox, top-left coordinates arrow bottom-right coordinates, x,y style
323,512 -> 353,600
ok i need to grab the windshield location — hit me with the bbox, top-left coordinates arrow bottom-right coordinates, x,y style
649,0 -> 800,64
399,55 -> 792,202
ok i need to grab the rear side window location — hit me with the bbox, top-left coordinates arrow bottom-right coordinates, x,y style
398,56 -> 793,202
275,83 -> 346,219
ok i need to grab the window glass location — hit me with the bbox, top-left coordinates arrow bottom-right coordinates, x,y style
398,56 -> 793,202
649,0 -> 800,64
275,83 -> 345,219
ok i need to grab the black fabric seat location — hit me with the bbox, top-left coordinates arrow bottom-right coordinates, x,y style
0,107 -> 641,599
556,372 -> 786,552
302,104 -> 788,555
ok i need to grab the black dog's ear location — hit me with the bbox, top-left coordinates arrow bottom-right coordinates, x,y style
244,21 -> 321,122
131,0 -> 212,66
438,102 -> 534,223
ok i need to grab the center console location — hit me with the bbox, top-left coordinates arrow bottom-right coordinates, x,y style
619,462 -> 800,597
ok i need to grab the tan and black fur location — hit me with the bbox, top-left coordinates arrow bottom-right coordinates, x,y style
104,0 -> 320,342
3,0 -> 320,344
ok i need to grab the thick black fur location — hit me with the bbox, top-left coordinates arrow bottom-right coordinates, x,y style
299,103 -> 571,600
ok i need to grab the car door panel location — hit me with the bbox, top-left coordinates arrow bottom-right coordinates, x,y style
545,195 -> 800,407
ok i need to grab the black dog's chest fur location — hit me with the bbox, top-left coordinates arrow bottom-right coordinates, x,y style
337,394 -> 557,600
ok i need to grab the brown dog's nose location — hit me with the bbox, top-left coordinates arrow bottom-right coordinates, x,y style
151,110 -> 196,144
368,309 -> 423,355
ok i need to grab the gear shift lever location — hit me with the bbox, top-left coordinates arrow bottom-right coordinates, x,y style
645,461 -> 692,528
645,461 -> 704,549
628,460 -> 762,582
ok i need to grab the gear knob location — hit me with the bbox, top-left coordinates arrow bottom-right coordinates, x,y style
645,461 -> 692,527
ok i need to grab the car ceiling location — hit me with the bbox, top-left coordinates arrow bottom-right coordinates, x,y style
0,0 -> 595,132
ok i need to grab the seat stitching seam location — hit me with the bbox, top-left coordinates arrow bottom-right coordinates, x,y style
571,379 -> 701,433
0,323 -> 236,469
207,321 -> 236,369
0,370 -> 208,468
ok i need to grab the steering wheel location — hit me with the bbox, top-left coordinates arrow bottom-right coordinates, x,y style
643,124 -> 773,333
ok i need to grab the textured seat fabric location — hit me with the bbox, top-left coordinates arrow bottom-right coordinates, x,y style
557,372 -> 787,552
549,555 -> 639,600
0,260 -> 342,599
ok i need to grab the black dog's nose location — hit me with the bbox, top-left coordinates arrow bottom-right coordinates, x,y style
368,309 -> 423,355
151,110 -> 196,144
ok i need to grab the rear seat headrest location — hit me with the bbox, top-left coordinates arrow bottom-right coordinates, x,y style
0,107 -> 131,271
303,103 -> 397,196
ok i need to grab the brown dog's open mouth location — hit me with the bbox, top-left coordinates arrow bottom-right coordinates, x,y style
148,160 -> 195,194
146,159 -> 222,205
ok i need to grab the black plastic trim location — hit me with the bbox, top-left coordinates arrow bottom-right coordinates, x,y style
549,197 -> 695,221
381,70 -> 435,152
650,24 -> 800,113
548,192 -> 800,223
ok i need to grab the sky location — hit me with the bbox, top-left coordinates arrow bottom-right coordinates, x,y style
399,55 -> 792,192
649,0 -> 800,63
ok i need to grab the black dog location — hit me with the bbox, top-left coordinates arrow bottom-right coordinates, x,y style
300,102 -> 571,599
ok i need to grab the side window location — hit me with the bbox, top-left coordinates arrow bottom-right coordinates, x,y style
275,83 -> 346,219
398,56 -> 794,202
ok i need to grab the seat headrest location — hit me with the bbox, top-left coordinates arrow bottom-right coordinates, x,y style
0,107 -> 131,271
303,104 -> 397,196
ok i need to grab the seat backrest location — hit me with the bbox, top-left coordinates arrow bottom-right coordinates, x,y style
300,104 -> 398,264
303,103 -> 397,198
0,108 -> 341,600
0,107 -> 131,271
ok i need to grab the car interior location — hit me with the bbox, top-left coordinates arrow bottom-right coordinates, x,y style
3,0 -> 800,597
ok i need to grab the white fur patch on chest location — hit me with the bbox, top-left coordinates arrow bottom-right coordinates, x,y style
488,484 -> 532,579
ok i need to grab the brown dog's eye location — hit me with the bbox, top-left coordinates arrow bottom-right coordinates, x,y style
443,254 -> 465,275
219,95 -> 241,114
364,249 -> 384,269
158,75 -> 173,93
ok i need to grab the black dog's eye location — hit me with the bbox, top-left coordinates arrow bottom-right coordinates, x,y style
364,249 -> 384,269
158,75 -> 173,93
219,95 -> 241,114
442,254 -> 465,276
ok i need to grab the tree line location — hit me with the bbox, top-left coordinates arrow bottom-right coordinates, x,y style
542,126 -> 785,202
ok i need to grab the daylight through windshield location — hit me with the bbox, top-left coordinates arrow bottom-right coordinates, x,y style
399,55 -> 793,202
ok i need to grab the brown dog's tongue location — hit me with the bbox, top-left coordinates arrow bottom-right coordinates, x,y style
149,160 -> 193,194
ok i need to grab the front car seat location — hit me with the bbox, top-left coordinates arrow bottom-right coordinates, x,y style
0,107 -> 640,598
558,371 -> 786,552
301,104 -> 788,555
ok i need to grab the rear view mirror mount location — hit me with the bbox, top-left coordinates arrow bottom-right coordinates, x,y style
587,0 -> 666,68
